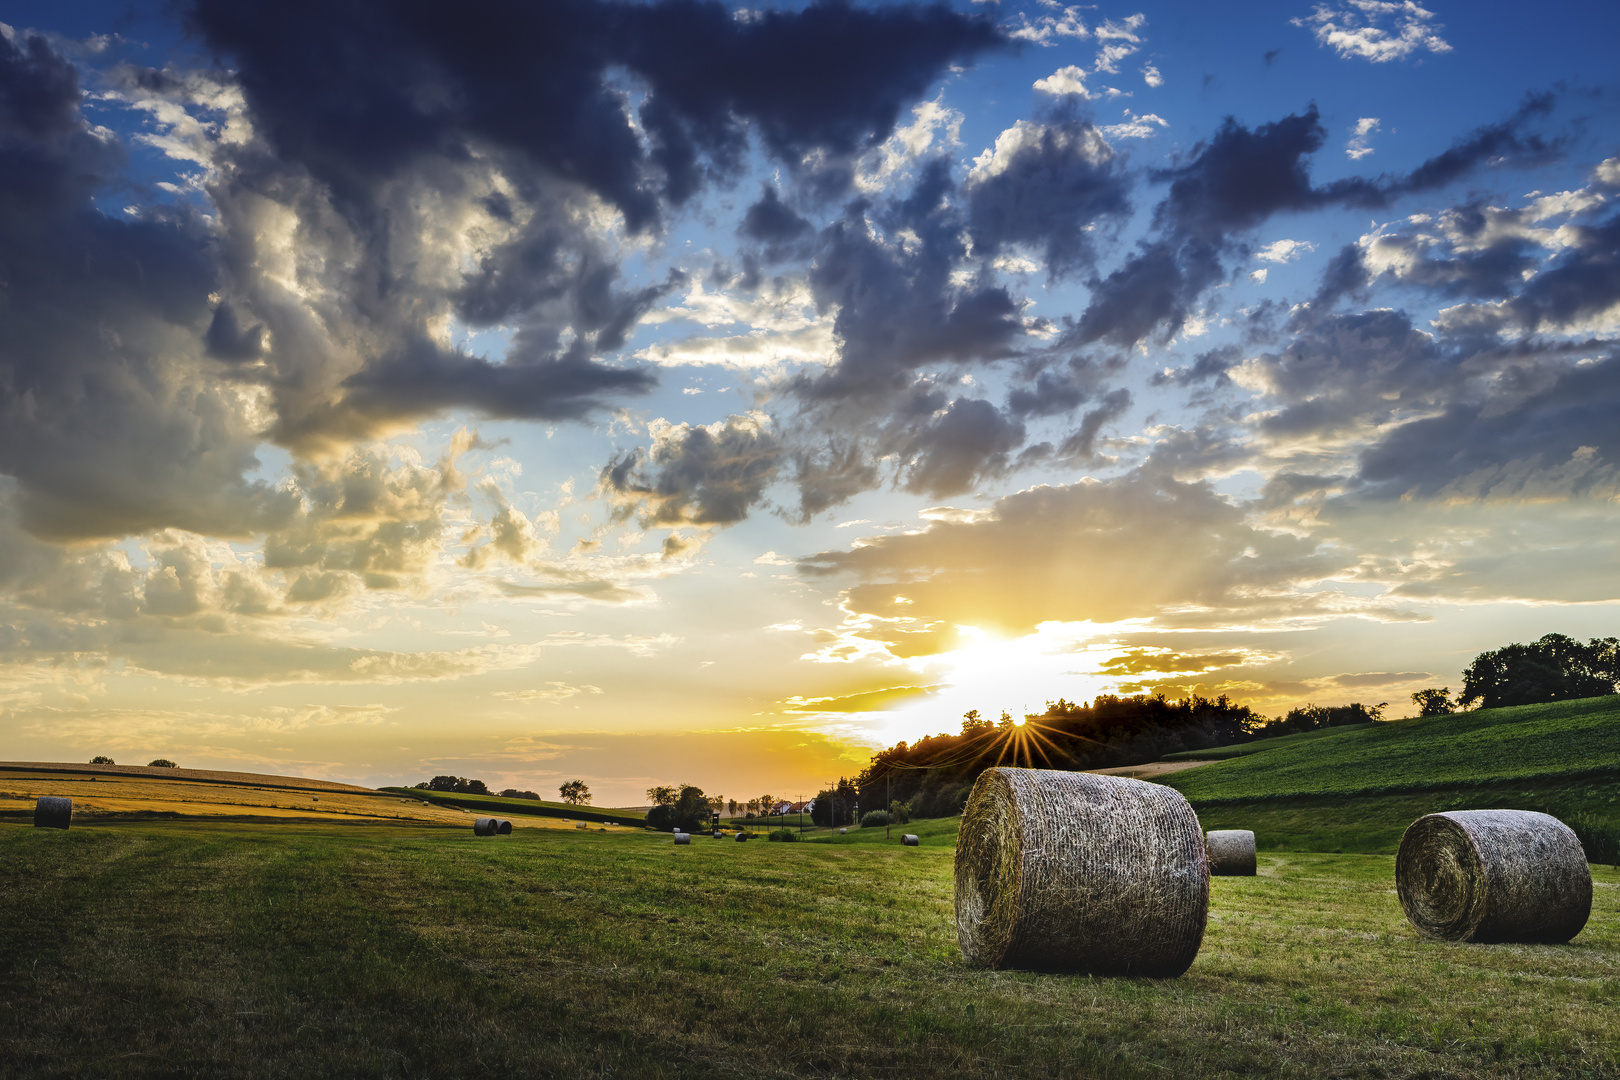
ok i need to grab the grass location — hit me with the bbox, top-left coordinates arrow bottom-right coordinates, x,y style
379,787 -> 646,825
1159,723 -> 1377,762
2,819 -> 1616,1079
1162,696 -> 1620,803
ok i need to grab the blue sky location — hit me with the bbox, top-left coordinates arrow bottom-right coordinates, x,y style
0,0 -> 1617,805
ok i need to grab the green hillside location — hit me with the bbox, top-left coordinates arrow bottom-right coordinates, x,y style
1162,695 -> 1620,803
379,788 -> 645,825
1159,696 -> 1620,858
1159,723 -> 1376,762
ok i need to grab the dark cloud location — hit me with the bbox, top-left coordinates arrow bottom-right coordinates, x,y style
0,33 -> 295,540
964,118 -> 1131,277
899,397 -> 1025,497
1068,97 -> 1562,348
1057,387 -> 1132,460
189,0 -> 1002,225
1354,349 -> 1620,502
794,161 -> 1024,400
600,414 -> 783,527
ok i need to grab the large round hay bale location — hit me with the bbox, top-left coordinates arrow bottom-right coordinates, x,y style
473,817 -> 499,836
954,767 -> 1209,975
734,831 -> 747,842
674,832 -> 690,845
902,834 -> 920,846
1396,810 -> 1591,943
34,796 -> 72,830
496,819 -> 513,835
1206,830 -> 1256,876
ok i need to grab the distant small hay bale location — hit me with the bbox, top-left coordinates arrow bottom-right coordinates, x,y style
902,834 -> 920,846
674,832 -> 691,845
473,817 -> 499,836
34,796 -> 72,830
838,828 -> 847,835
734,832 -> 748,842
1206,830 -> 1257,876
954,767 -> 1209,976
497,819 -> 513,835
1396,810 -> 1592,943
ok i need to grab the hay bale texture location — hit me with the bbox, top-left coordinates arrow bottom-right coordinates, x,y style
1206,830 -> 1257,876
954,767 -> 1209,975
902,834 -> 920,846
473,817 -> 499,836
34,796 -> 72,830
1396,810 -> 1591,943
496,819 -> 513,835
674,832 -> 690,845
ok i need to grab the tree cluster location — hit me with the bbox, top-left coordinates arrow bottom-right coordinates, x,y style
811,778 -> 859,827
645,784 -> 717,832
413,776 -> 489,794
499,788 -> 541,800
1460,633 -> 1619,710
853,693 -> 1379,819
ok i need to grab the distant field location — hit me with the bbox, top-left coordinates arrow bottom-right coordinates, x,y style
382,787 -> 646,825
2,819 -> 1615,1078
1162,696 -> 1620,802
1159,724 -> 1377,762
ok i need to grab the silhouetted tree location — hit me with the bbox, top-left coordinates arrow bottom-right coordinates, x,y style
148,759 -> 178,768
1411,688 -> 1455,717
558,780 -> 591,805
90,755 -> 115,765
1460,634 -> 1619,709
811,778 -> 858,827
646,784 -> 677,807
414,776 -> 490,794
646,784 -> 711,832
500,788 -> 540,800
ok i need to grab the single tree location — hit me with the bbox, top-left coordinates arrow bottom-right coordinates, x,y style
148,758 -> 178,768
727,798 -> 737,816
558,779 -> 591,805
758,794 -> 776,816
960,709 -> 991,735
646,784 -> 677,807
90,755 -> 115,765
1411,688 -> 1455,717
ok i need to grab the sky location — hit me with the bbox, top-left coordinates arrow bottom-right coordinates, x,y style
1,0 -> 1617,807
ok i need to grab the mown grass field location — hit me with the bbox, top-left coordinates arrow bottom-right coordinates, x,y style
2,819 -> 1616,1079
1163,697 -> 1620,801
1157,697 -> 1620,859
379,786 -> 647,825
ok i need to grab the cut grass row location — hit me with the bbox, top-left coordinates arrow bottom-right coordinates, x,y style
1,820 -> 1614,1079
380,787 -> 646,824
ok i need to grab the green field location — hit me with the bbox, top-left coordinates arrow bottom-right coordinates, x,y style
1156,696 -> 1620,859
1160,723 -> 1377,762
1162,697 -> 1620,802
2,820 -> 1615,1079
380,787 -> 646,825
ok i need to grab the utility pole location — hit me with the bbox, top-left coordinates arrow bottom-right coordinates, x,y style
886,769 -> 891,840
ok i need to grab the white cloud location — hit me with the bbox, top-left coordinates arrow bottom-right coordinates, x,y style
1008,3 -> 1089,44
1256,238 -> 1317,263
1250,268 -> 1269,283
855,96 -> 964,194
1294,1 -> 1451,63
1033,65 -> 1094,97
1141,63 -> 1163,87
1101,110 -> 1169,140
1346,117 -> 1380,159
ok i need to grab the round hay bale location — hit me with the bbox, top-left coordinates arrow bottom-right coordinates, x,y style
473,817 -> 499,836
954,767 -> 1209,975
496,819 -> 513,835
902,834 -> 920,846
1205,830 -> 1257,876
838,827 -> 847,835
734,831 -> 748,842
674,832 -> 690,845
34,796 -> 72,830
1396,809 -> 1591,943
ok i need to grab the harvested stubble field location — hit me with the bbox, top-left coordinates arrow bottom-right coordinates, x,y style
0,764 -> 613,831
1,818 -> 1616,1079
